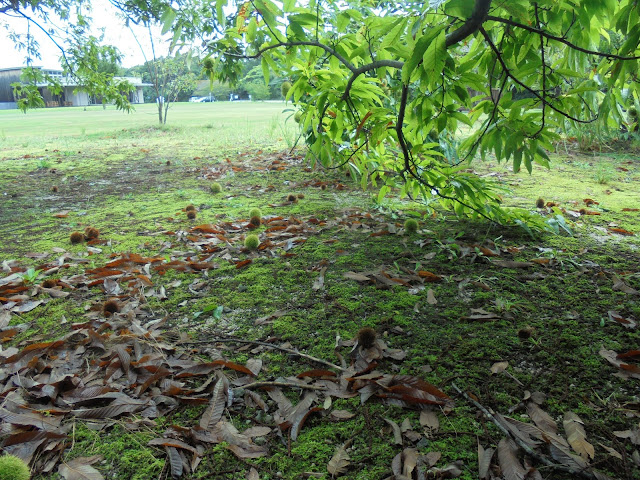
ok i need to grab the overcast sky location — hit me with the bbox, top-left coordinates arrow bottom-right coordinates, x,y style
0,0 -> 171,70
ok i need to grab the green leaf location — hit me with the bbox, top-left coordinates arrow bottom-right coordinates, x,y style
547,215 -> 572,236
170,21 -> 183,51
337,12 -> 350,32
500,1 -> 530,21
288,18 -> 306,38
535,147 -> 550,168
289,13 -> 319,27
254,0 -> 279,28
524,154 -> 532,174
513,149 -> 522,172
380,19 -> 405,48
516,43 -> 530,64
261,56 -> 270,85
423,30 -> 446,83
216,0 -> 225,25
160,7 -> 177,35
402,27 -> 443,83
377,185 -> 390,204
247,17 -> 257,42
444,0 -> 475,18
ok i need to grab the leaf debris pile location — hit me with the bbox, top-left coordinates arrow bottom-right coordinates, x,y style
1,307 -> 456,478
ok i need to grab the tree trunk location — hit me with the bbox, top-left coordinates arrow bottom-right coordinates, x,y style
157,100 -> 163,124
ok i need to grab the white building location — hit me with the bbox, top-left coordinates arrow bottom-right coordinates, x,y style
0,67 -> 150,109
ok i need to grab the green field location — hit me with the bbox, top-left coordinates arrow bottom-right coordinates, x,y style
0,105 -> 639,480
0,101 -> 297,147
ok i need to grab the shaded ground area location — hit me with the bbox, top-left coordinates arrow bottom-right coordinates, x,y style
1,128 -> 639,480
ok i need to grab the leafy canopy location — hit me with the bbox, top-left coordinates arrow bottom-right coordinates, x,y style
2,0 -> 185,112
167,0 -> 639,231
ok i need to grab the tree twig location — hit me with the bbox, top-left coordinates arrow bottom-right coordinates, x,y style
451,382 -> 601,480
225,40 -> 357,73
479,26 -> 597,124
532,4 -> 547,139
487,15 -> 640,61
180,337 -> 345,372
238,381 -> 327,391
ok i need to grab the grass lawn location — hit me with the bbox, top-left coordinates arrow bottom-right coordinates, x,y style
0,104 -> 639,480
0,101 -> 296,147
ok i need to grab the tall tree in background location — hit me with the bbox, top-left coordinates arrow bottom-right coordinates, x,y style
169,0 -> 640,231
1,0 -> 169,111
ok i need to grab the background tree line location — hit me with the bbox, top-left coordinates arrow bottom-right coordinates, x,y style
115,56 -> 288,102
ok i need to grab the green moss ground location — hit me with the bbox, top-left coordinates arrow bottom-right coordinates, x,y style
1,108 -> 639,479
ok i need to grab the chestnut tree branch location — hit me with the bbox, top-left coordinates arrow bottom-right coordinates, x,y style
487,15 -> 640,60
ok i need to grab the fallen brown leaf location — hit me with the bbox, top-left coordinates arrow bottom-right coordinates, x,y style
490,361 -> 509,374
492,260 -> 534,268
563,411 -> 594,460
497,437 -> 526,480
327,444 -> 351,476
419,410 -> 439,431
330,410 -> 356,421
383,417 -> 403,445
58,455 -> 104,480
426,288 -> 437,305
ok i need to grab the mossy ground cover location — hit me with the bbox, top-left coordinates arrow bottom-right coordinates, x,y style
0,104 -> 639,479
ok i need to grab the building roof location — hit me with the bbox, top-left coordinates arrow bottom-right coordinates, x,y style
3,66 -> 151,87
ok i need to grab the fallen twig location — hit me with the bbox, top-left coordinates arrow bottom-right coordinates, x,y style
180,337 -> 346,372
451,383 -> 603,480
238,381 -> 327,391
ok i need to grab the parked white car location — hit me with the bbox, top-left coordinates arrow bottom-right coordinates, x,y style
191,96 -> 215,103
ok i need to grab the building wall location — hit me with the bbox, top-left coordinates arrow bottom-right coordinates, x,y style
134,87 -> 144,104
1,68 -> 148,107
0,69 -> 22,103
40,87 -> 55,103
65,87 -> 89,106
